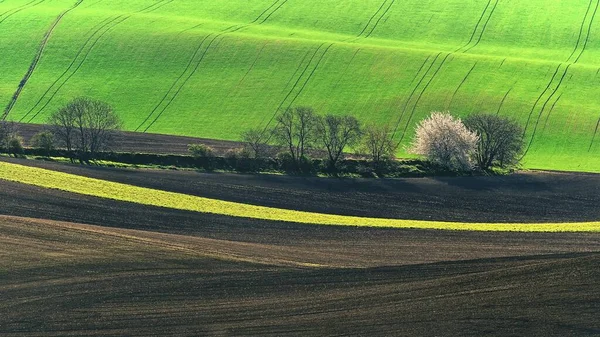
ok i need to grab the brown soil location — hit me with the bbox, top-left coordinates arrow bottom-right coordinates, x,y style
1,157 -> 599,336
3,156 -> 600,223
0,215 -> 598,336
14,123 -> 243,155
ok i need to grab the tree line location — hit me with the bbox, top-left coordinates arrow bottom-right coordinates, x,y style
233,107 -> 523,173
1,96 -> 524,175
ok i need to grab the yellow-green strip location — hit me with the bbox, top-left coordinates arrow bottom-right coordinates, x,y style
1,162 -> 599,232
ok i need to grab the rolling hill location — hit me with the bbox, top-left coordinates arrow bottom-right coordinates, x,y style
1,0 -> 600,171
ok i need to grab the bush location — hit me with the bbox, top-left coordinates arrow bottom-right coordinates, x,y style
410,112 -> 479,172
8,136 -> 24,156
30,131 -> 54,157
188,143 -> 214,158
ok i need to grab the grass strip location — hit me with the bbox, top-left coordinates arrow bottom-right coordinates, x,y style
1,161 -> 599,232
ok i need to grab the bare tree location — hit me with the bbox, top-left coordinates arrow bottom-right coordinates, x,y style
360,124 -> 397,166
464,113 -> 524,170
316,114 -> 362,170
0,121 -> 18,152
410,112 -> 479,171
49,97 -> 121,161
48,103 -> 77,154
241,128 -> 269,158
272,106 -> 318,168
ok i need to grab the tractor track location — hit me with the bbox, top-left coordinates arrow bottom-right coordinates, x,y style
542,93 -> 562,132
260,44 -> 325,136
142,32 -> 233,132
137,0 -> 291,132
522,64 -> 563,139
134,32 -> 215,132
391,54 -> 439,138
0,0 -> 42,26
567,0 -> 595,62
575,0 -> 600,63
496,85 -> 514,115
283,43 -> 334,112
464,0 -> 498,53
364,0 -> 395,38
331,48 -> 361,90
589,117 -> 600,151
258,0 -> 287,24
447,62 -> 478,109
18,15 -> 117,123
398,53 -> 453,145
356,0 -> 389,38
250,0 -> 281,24
2,0 -> 83,121
23,15 -> 129,123
145,0 -> 174,14
454,0 -> 492,53
21,0 -> 173,123
523,64 -> 571,156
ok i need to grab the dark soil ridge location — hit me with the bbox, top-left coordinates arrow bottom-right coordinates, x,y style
1,215 -> 599,336
3,156 -> 600,223
12,122 -> 243,155
1,177 -> 599,269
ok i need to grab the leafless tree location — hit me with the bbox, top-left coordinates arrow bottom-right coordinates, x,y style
272,106 -> 318,167
241,128 -> 269,158
464,113 -> 524,170
410,111 -> 479,171
49,97 -> 121,161
0,121 -> 18,152
316,114 -> 362,170
360,123 -> 397,166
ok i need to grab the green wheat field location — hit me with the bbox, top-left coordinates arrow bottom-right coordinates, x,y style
2,0 -> 600,171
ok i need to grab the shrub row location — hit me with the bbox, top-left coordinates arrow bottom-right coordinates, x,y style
20,148 -> 459,178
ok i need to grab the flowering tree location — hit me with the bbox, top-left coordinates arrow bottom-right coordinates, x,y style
410,111 -> 479,171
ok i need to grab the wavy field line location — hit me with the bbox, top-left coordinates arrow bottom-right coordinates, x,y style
138,0 -> 293,132
575,0 -> 600,63
23,15 -> 129,123
522,63 -> 563,139
1,161 -> 598,232
258,0 -> 287,24
0,0 -> 41,25
496,84 -> 514,115
589,117 -> 600,150
2,0 -> 82,120
398,53 -> 452,144
391,54 -> 439,138
250,0 -> 281,24
567,0 -> 595,62
454,0 -> 492,53
142,32 -> 231,132
17,15 -> 117,123
523,64 -> 571,156
22,0 -> 174,123
464,0 -> 498,52
134,32 -> 214,132
356,0 -> 389,38
260,44 -> 325,135
364,0 -> 395,38
283,43 -> 334,111
542,93 -> 562,132
447,62 -> 478,109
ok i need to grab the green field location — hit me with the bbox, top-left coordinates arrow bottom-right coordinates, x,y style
1,0 -> 600,171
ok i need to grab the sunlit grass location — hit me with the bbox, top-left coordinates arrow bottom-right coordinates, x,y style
1,1 -> 600,171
